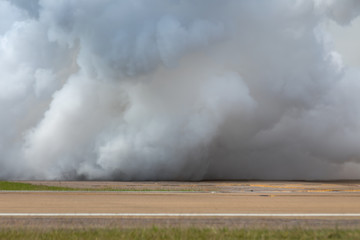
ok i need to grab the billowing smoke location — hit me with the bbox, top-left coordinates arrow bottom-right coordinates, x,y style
1,0 -> 360,180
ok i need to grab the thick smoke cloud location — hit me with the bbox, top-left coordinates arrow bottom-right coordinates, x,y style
1,0 -> 360,180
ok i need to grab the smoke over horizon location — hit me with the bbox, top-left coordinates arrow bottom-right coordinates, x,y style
1,0 -> 360,180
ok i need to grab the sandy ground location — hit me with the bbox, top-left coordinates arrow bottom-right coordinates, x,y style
1,181 -> 360,228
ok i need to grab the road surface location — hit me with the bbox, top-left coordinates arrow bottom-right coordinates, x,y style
1,181 -> 360,228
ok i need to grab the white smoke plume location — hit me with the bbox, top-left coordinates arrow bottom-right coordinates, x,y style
1,0 -> 360,180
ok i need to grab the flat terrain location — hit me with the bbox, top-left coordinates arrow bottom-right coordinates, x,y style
15,180 -> 360,192
1,191 -> 360,214
1,181 -> 360,228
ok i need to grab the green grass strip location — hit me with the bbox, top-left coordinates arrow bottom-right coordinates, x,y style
0,181 -> 76,191
0,227 -> 359,240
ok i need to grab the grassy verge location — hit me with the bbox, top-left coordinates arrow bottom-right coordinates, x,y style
0,227 -> 359,240
0,181 -> 77,191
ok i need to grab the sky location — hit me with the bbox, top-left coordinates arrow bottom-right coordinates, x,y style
329,16 -> 360,68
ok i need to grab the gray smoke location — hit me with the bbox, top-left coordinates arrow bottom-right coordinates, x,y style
1,0 -> 360,180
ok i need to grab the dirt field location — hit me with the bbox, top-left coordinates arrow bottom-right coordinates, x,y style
1,181 -> 360,228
